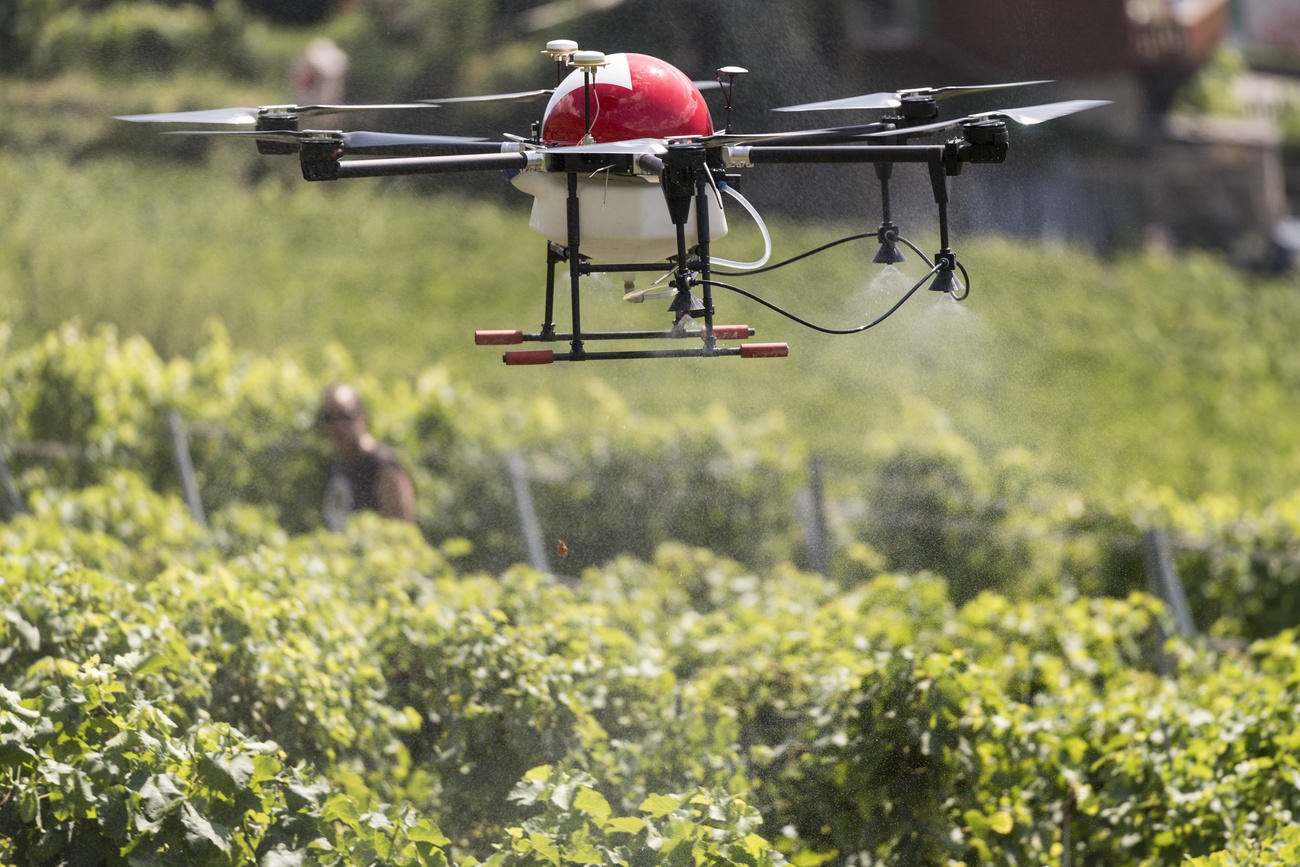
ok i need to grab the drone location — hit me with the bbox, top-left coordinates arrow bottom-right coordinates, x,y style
118,40 -> 1109,365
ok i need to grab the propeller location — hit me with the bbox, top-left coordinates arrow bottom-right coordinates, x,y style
116,103 -> 442,125
418,89 -> 553,106
161,128 -> 500,156
773,79 -> 1054,113
694,121 -> 892,147
861,99 -> 1112,137
117,88 -> 558,126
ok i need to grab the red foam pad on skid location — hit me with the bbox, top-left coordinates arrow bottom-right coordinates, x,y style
475,330 -> 524,345
504,349 -> 555,365
740,343 -> 788,358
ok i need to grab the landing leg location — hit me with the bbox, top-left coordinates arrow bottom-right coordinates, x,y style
565,172 -> 585,358
541,243 -> 562,341
694,171 -> 716,351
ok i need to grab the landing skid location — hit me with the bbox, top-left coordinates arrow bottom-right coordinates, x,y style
476,147 -> 788,365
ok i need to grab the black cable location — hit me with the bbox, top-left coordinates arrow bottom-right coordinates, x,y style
950,259 -> 971,300
897,236 -> 970,299
893,234 -> 933,267
712,229 -> 940,278
712,232 -> 874,277
701,263 -> 941,335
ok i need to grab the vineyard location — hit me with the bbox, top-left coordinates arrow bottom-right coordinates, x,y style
7,2 -> 1300,861
2,324 -> 1300,864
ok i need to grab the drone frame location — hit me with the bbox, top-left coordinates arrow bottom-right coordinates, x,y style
294,122 -> 1005,364
118,48 -> 1107,365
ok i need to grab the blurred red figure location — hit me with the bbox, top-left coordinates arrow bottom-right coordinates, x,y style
290,37 -> 349,109
318,383 -> 416,530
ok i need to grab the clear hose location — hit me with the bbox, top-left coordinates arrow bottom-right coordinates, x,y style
710,183 -> 771,270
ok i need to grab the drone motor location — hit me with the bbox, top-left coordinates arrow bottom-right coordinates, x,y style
254,112 -> 300,155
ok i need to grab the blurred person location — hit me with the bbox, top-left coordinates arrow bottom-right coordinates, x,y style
290,37 -> 349,108
318,383 -> 416,530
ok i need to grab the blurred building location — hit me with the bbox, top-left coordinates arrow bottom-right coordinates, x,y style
839,0 -> 1229,131
1235,0 -> 1300,265
1239,0 -> 1300,56
828,0 -> 1300,261
500,0 -> 1296,258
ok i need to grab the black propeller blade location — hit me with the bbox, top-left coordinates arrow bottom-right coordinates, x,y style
695,121 -> 894,147
117,89 -> 561,126
418,89 -> 553,106
162,129 -> 504,156
862,99 -> 1112,137
773,79 -> 1054,113
115,103 -> 445,125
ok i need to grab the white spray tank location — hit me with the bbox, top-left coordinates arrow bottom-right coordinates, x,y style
510,170 -> 727,264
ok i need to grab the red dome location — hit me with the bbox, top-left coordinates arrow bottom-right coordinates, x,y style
541,53 -> 713,146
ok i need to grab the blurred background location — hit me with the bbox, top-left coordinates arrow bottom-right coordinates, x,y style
6,0 -> 1299,258
8,9 -> 1300,861
3,0 -> 1300,573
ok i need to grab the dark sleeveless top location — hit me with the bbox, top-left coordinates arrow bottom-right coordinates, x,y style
324,445 -> 403,529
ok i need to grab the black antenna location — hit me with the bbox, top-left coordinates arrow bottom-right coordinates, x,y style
715,66 -> 747,133
570,50 -> 607,145
542,38 -> 578,86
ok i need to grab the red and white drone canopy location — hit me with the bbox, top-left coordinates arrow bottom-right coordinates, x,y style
540,52 -> 714,146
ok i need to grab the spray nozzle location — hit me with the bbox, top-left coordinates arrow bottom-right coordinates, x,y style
929,250 -> 970,300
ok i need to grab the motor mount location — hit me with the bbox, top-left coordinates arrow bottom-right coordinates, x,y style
961,119 -> 1009,163
254,113 -> 299,155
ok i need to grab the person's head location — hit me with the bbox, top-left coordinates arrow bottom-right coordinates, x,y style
318,383 -> 369,457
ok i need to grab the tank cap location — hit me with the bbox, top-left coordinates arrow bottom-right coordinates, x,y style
543,39 -> 579,56
571,50 -> 608,68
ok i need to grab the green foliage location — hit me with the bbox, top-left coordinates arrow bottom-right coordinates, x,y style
5,475 -> 1300,864
5,144 -> 1299,512
240,0 -> 338,27
0,656 -> 453,865
1281,108 -> 1300,153
767,649 -> 1003,864
35,3 -> 222,78
485,766 -> 785,866
0,0 -> 63,73
423,382 -> 807,573
1171,44 -> 1249,117
19,0 -> 304,82
1074,484 -> 1300,639
0,321 -> 809,574
1188,825 -> 1300,867
375,577 -> 616,846
7,11 -> 1300,857
847,427 -> 1039,604
7,319 -> 1300,638
0,322 -> 337,533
